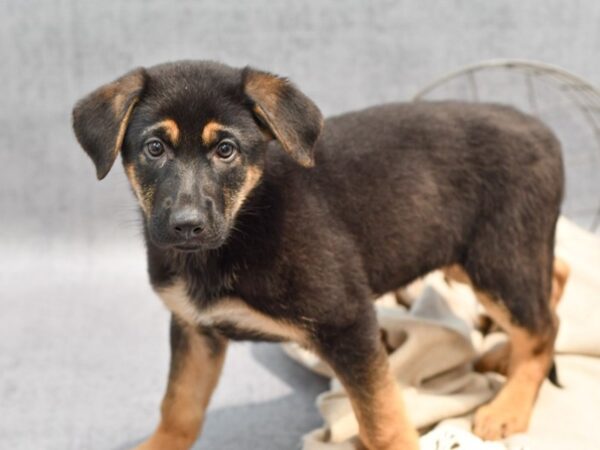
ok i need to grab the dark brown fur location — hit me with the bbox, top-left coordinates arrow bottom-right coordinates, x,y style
72,61 -> 564,449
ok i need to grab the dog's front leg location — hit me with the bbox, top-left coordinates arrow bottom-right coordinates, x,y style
135,317 -> 227,450
315,315 -> 419,450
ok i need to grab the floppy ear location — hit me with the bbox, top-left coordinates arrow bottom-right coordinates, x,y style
72,68 -> 146,180
243,67 -> 323,167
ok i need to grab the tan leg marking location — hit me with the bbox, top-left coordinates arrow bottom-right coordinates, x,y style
134,325 -> 227,450
550,256 -> 569,310
444,263 -> 567,439
338,348 -> 419,450
473,323 -> 554,440
443,264 -> 471,285
474,341 -> 510,375
445,260 -> 570,378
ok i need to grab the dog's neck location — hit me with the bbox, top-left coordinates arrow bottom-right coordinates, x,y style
145,177 -> 282,307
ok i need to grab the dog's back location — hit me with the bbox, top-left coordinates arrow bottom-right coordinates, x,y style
281,101 -> 564,294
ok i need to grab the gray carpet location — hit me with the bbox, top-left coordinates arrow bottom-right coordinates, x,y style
0,244 -> 328,450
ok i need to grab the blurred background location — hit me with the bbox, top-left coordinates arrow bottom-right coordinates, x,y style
1,1 -> 599,449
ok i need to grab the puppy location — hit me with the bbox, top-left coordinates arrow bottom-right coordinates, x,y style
72,61 -> 564,450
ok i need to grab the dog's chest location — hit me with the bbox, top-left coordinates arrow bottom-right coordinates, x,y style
157,278 -> 303,343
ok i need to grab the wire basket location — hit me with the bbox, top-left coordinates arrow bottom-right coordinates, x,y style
413,59 -> 600,232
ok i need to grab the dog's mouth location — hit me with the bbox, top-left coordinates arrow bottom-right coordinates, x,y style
169,237 -> 224,252
174,243 -> 204,252
169,233 -> 228,252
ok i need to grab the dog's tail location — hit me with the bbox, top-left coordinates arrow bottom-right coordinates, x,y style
548,359 -> 561,388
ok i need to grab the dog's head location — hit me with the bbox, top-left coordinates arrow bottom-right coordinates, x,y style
72,61 -> 322,251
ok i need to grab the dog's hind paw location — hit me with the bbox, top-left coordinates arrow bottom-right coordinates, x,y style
473,401 -> 530,441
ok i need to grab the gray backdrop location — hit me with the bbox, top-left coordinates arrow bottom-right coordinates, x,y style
1,1 -> 599,449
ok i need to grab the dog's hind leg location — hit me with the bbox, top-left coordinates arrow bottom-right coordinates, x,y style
471,256 -> 569,377
549,256 -> 570,311
461,237 -> 560,440
471,293 -> 556,440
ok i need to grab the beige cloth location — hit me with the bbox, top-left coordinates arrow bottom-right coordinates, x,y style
284,217 -> 600,449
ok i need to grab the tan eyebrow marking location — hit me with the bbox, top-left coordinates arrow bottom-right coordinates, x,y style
201,121 -> 246,147
201,120 -> 225,146
145,118 -> 180,145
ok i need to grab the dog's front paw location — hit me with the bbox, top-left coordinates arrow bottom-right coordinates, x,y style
472,400 -> 530,441
133,431 -> 195,450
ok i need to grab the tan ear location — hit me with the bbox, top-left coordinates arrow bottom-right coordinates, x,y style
243,67 -> 323,167
72,68 -> 146,179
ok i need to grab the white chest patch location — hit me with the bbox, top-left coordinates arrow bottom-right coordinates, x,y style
157,278 -> 305,343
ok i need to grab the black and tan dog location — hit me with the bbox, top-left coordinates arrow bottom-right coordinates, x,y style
72,61 -> 567,450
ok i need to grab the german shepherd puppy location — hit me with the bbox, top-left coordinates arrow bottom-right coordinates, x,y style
72,61 -> 565,450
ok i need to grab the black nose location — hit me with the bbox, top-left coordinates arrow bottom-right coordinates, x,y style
170,208 -> 205,239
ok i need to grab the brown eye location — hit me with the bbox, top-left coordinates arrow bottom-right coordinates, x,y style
215,140 -> 237,161
145,139 -> 165,158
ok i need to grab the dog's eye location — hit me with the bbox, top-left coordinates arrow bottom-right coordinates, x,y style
215,140 -> 238,161
145,139 -> 165,158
